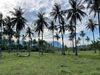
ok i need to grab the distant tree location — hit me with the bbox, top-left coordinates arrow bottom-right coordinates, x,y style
54,33 -> 60,48
77,37 -> 81,46
80,31 -> 86,46
86,19 -> 97,53
48,21 -> 56,47
85,36 -> 90,45
26,27 -> 34,46
86,19 -> 96,43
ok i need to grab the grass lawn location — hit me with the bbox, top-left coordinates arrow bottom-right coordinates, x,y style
0,51 -> 100,75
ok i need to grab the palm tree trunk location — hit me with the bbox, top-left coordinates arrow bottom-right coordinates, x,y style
17,38 -> 20,55
75,18 -> 78,55
72,39 -> 75,53
92,31 -> 96,53
42,32 -> 43,40
61,32 -> 65,55
98,11 -> 100,38
8,35 -> 12,53
41,32 -> 44,55
28,37 -> 32,56
52,31 -> 54,47
16,31 -> 20,56
92,31 -> 95,42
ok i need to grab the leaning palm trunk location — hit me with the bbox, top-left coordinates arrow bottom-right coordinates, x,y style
61,32 -> 65,55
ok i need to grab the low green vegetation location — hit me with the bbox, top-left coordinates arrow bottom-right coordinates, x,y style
0,51 -> 100,75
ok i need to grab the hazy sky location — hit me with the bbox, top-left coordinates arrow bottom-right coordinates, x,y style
0,0 -> 99,47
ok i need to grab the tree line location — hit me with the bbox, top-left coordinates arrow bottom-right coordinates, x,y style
0,0 -> 100,56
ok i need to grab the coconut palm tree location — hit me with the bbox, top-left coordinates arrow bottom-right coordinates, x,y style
77,37 -> 81,45
3,16 -> 15,52
50,3 -> 65,23
86,19 -> 96,42
58,20 -> 66,55
66,0 -> 86,55
26,27 -> 34,44
25,27 -> 34,56
0,13 -> 5,44
85,0 -> 100,38
85,36 -> 90,44
86,19 -> 97,53
34,11 -> 48,41
48,21 -> 56,47
10,7 -> 27,54
67,22 -> 75,53
50,3 -> 66,55
34,11 -> 48,54
10,7 -> 27,33
80,31 -> 86,46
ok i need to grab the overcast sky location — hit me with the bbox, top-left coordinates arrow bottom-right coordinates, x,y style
0,0 -> 99,47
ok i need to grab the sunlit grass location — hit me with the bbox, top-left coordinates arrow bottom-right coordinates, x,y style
0,51 -> 100,75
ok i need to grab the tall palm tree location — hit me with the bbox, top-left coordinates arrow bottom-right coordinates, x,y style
58,20 -> 66,55
4,16 -> 15,52
80,31 -> 86,46
86,19 -> 97,53
67,22 -> 75,53
0,13 -> 4,44
66,0 -> 86,55
10,7 -> 27,54
86,19 -> 96,42
34,12 -> 48,41
85,0 -> 100,38
50,3 -> 66,55
48,21 -> 56,47
34,11 -> 48,54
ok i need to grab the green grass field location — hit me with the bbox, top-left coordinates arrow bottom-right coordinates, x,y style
0,51 -> 100,75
